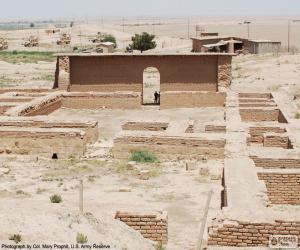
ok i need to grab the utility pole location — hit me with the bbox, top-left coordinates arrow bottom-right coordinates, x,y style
122,17 -> 125,33
79,179 -> 83,213
288,20 -> 290,53
244,21 -> 251,39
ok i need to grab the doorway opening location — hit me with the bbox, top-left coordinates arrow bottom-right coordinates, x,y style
142,67 -> 160,105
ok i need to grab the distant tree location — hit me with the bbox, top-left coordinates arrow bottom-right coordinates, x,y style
70,21 -> 74,28
101,34 -> 117,48
30,22 -> 35,28
128,32 -> 156,53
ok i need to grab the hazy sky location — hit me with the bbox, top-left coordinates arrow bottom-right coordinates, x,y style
1,0 -> 300,20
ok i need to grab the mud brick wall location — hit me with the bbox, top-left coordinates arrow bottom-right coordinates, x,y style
218,56 -> 232,89
251,156 -> 300,169
122,122 -> 169,131
113,135 -> 226,159
263,134 -> 292,149
115,211 -> 168,244
0,105 -> 15,115
208,220 -> 300,247
160,91 -> 226,109
54,56 -> 70,90
239,98 -> 275,103
238,93 -> 273,99
24,99 -> 62,116
0,129 -> 87,158
62,92 -> 141,109
247,127 -> 286,144
205,125 -> 226,133
239,103 -> 277,108
239,108 -> 280,122
258,173 -> 300,205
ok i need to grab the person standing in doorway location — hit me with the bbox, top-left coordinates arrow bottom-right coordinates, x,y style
154,91 -> 159,104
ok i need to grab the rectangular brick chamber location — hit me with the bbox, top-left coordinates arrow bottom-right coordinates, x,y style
208,220 -> 300,247
239,108 -> 287,123
113,135 -> 226,160
115,211 -> 168,244
247,126 -> 286,144
258,172 -> 300,205
122,122 -> 169,131
251,156 -> 300,169
263,133 -> 293,149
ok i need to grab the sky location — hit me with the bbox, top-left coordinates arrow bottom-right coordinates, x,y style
1,0 -> 300,20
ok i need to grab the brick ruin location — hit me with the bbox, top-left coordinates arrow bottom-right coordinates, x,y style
206,91 -> 300,248
115,211 -> 168,244
208,220 -> 300,247
257,172 -> 300,205
54,53 -> 233,108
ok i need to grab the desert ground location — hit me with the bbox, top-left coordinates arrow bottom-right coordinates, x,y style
0,16 -> 300,250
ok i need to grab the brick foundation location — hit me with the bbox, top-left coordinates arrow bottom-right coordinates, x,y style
115,211 -> 168,244
208,220 -> 300,247
258,173 -> 300,205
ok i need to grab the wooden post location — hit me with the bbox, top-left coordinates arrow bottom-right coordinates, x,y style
197,190 -> 213,250
79,179 -> 83,213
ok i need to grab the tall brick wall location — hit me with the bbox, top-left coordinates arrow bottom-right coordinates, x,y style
208,220 -> 300,247
258,173 -> 300,205
251,156 -> 300,169
218,56 -> 232,89
115,211 -> 168,244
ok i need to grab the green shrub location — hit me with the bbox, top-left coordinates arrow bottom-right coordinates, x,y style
155,242 -> 166,250
9,234 -> 22,244
76,233 -> 88,244
130,150 -> 158,163
295,113 -> 300,119
50,194 -> 62,203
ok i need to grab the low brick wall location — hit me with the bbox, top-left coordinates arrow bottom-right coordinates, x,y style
263,133 -> 293,149
115,211 -> 168,244
62,92 -> 141,109
251,156 -> 300,169
239,103 -> 277,107
0,119 -> 98,144
208,220 -> 300,247
122,122 -> 169,131
239,108 -> 283,122
238,93 -> 273,99
258,173 -> 300,205
205,125 -> 226,133
0,128 -> 87,158
113,135 -> 226,160
160,91 -> 226,109
0,105 -> 15,115
247,126 -> 286,144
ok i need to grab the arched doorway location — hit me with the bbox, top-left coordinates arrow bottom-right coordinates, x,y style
142,67 -> 160,105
